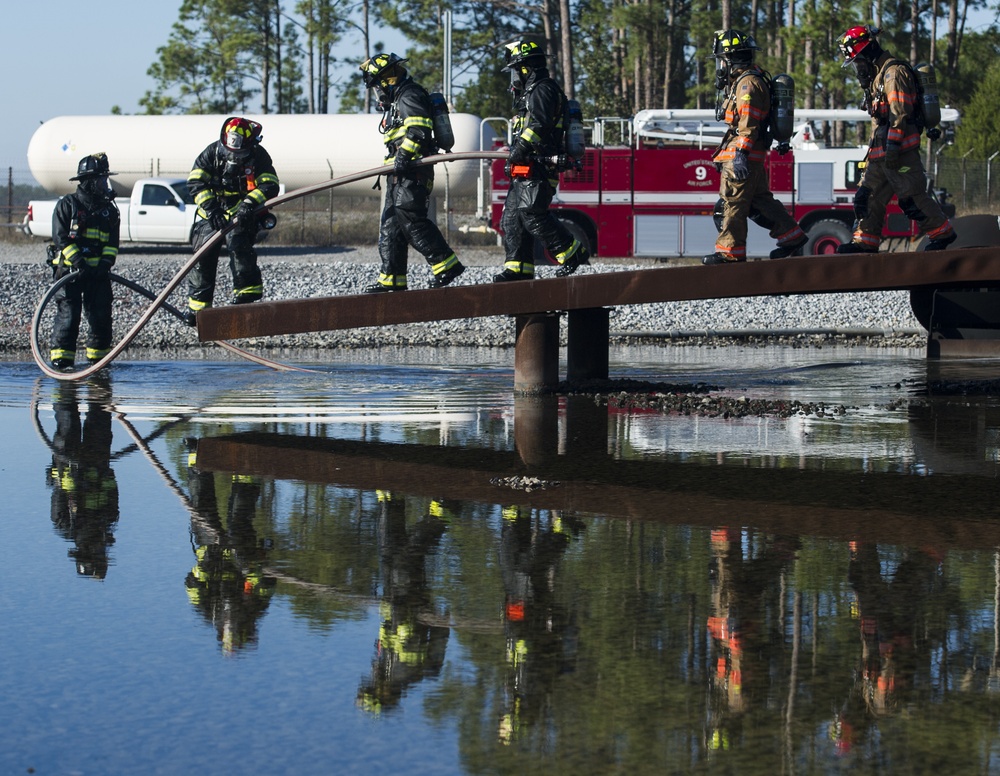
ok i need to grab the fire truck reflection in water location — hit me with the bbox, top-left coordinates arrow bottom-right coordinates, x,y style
488,109 -> 957,260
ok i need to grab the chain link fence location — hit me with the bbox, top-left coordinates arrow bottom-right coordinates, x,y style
0,164 -> 48,231
932,152 -> 1000,215
0,163 -> 497,248
4,151 -> 995,245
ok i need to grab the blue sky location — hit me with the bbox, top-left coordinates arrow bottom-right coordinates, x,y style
4,0 -> 404,168
6,2 -> 998,170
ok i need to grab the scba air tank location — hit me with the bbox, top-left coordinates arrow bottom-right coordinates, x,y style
564,99 -> 585,160
428,92 -> 455,152
770,74 -> 795,143
914,62 -> 942,130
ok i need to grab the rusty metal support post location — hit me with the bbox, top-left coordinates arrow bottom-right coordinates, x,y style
514,313 -> 560,394
567,307 -> 610,383
513,395 -> 560,467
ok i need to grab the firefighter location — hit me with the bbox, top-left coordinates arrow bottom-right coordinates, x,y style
837,25 -> 957,254
47,153 -> 121,369
494,39 -> 590,282
359,53 -> 465,293
184,116 -> 280,325
704,31 -> 807,265
47,375 -> 119,579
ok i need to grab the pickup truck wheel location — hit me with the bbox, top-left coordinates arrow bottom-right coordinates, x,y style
804,220 -> 852,255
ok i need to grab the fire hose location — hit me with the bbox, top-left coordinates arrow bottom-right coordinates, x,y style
30,150 -> 508,381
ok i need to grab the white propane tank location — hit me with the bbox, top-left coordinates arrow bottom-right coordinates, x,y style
27,113 -> 495,196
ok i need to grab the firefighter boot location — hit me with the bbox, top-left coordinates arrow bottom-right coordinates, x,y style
428,262 -> 466,289
555,246 -> 591,277
493,269 -> 533,283
702,253 -> 745,265
365,283 -> 407,293
924,232 -> 958,251
769,235 -> 809,259
835,243 -> 879,255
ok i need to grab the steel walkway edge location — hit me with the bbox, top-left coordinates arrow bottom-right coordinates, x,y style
196,246 -> 1000,392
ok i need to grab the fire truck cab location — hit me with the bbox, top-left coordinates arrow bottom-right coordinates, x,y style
488,108 -> 957,259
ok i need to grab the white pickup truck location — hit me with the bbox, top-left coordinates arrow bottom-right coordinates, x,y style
24,177 -> 199,245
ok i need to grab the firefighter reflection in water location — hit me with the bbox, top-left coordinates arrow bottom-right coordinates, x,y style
498,505 -> 582,745
357,492 -> 452,714
47,375 -> 119,579
184,443 -> 276,656
706,527 -> 800,753
830,540 -> 945,753
703,30 -> 808,265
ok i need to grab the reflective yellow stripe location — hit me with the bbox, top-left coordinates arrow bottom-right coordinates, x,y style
376,273 -> 407,290
431,254 -> 458,275
554,239 -> 581,263
50,348 -> 75,361
188,299 -> 209,311
403,116 -> 433,130
234,285 -> 263,298
502,260 -> 533,275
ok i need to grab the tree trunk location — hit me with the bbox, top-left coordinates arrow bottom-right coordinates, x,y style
559,0 -> 574,98
274,0 -> 282,113
362,0 -> 372,113
946,0 -> 959,77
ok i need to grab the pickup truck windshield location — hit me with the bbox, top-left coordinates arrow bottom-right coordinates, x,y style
140,182 -> 195,207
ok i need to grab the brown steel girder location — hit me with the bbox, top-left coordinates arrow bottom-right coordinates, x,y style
197,246 -> 1000,342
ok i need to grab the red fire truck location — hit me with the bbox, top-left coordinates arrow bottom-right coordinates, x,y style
487,108 -> 957,259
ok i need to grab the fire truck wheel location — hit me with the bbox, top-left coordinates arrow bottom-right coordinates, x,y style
556,217 -> 594,258
536,217 -> 594,265
804,220 -> 852,255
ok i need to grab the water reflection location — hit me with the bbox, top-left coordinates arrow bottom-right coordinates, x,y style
184,394 -> 1000,769
21,361 -> 1000,773
45,375 -> 119,578
498,506 -> 582,745
357,491 -> 450,714
184,443 -> 276,655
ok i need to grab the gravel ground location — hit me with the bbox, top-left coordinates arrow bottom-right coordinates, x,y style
0,238 -> 926,354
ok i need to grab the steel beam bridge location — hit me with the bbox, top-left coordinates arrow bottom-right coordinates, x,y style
198,244 -> 1000,392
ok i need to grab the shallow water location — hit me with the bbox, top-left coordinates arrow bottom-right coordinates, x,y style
4,345 -> 1000,775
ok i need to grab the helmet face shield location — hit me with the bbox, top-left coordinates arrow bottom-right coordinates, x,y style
713,30 -> 758,65
839,25 -> 881,67
221,117 -> 258,160
359,52 -> 407,101
501,39 -> 545,73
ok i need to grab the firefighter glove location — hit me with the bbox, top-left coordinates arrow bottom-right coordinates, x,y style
45,244 -> 60,267
90,258 -> 113,279
508,139 -> 531,164
208,208 -> 228,232
393,151 -> 412,175
234,200 -> 256,224
885,142 -> 902,170
731,151 -> 750,181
